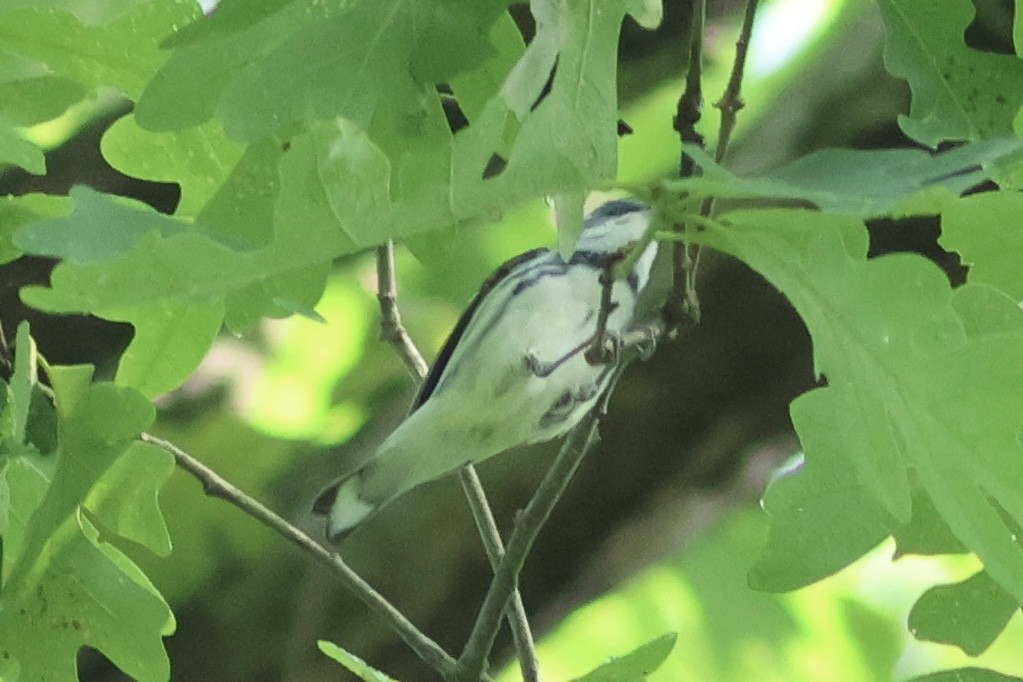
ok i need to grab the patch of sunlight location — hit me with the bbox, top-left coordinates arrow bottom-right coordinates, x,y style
498,511 -> 1023,681
618,0 -> 848,184
749,0 -> 843,77
245,273 -> 372,444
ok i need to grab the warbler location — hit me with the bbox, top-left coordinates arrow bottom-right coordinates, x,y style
314,199 -> 658,540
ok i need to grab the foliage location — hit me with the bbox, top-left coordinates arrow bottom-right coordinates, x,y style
2,0 -> 1023,680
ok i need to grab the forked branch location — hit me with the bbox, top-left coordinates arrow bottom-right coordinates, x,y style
375,241 -> 542,681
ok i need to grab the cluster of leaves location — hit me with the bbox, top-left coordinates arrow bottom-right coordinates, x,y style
647,0 -> 1023,676
0,0 -> 667,679
3,0 -> 1023,680
0,323 -> 175,680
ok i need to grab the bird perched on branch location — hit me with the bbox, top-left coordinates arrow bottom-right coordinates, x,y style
313,199 -> 658,541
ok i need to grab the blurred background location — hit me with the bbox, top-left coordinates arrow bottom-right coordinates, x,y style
3,0 -> 1023,679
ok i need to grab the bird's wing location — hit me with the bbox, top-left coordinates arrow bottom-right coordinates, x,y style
409,246 -> 551,412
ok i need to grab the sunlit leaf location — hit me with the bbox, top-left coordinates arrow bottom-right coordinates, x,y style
570,633 -> 677,681
876,0 -> 1023,146
318,640 -> 398,682
909,570 -> 1021,656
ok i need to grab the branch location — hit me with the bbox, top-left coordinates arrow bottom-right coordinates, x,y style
375,240 -> 541,680
460,467 -> 542,682
712,0 -> 761,164
684,0 -> 761,309
140,433 -> 461,679
584,260 -> 620,366
668,0 -> 708,327
376,243 -> 429,380
457,415 -> 602,680
673,0 -> 706,179
668,0 -> 761,328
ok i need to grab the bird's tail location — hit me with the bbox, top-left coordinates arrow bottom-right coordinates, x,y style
312,469 -> 378,542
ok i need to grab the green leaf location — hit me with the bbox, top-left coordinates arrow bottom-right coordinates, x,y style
910,668 -> 1023,682
940,192 -> 1023,300
673,139 -> 1023,217
100,114 -> 245,217
6,379 -> 154,584
0,511 -> 174,681
85,441 -> 175,557
0,120 -> 45,174
699,207 -> 1023,603
875,0 -> 1023,147
570,633 -> 677,681
893,488 -> 968,557
0,192 -> 71,265
554,190 -> 586,259
139,0 -> 661,255
317,640 -> 398,682
750,392 -> 892,592
141,0 -> 510,146
0,370 -> 173,680
0,456 -> 50,585
10,322 -> 37,445
111,299 -> 225,399
0,71 -> 83,126
908,570 -> 1020,656
0,2 -> 201,100
14,185 -> 189,264
136,1 -> 338,131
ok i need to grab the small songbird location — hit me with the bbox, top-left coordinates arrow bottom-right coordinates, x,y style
313,199 -> 658,541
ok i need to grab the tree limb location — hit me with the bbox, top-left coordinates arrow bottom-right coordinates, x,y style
140,433 -> 462,679
457,415 -> 602,680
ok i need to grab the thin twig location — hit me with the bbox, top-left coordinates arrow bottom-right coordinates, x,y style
140,433 -> 461,679
668,0 -> 708,327
457,416 -> 601,680
376,240 -> 540,680
584,262 -> 618,366
460,468 -> 543,682
688,0 -> 762,304
376,243 -> 430,380
713,0 -> 761,164
673,0 -> 706,179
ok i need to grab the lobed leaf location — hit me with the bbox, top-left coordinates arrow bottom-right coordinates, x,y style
940,192 -> 1023,301
672,139 -> 1023,218
0,2 -> 199,101
0,335 -> 175,680
696,206 -> 1023,603
875,0 -> 1023,147
909,570 -> 1020,656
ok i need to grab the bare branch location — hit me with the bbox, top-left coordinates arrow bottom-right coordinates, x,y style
668,0 -> 708,328
669,0 -> 761,328
673,0 -> 707,179
712,0 -> 761,164
376,242 -> 430,380
140,433 -> 461,679
458,416 -> 601,680
460,467 -> 542,682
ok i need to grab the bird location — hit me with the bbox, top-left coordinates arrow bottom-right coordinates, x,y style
313,199 -> 658,541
